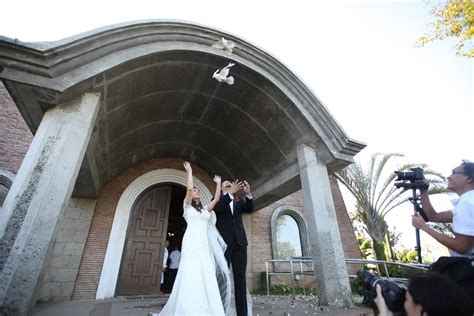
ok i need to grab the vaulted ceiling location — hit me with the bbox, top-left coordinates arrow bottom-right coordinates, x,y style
0,20 -> 365,208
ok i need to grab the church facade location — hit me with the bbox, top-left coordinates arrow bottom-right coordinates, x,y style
0,21 -> 364,314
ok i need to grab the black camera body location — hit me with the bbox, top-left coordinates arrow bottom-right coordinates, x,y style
395,167 -> 424,181
361,270 -> 407,312
394,167 -> 429,190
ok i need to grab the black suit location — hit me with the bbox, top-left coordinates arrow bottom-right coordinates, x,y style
214,193 -> 254,316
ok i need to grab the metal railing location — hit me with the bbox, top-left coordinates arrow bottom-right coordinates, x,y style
265,257 -> 314,296
265,257 -> 430,296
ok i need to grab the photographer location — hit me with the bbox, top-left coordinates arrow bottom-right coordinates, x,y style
411,160 -> 474,261
375,272 -> 474,316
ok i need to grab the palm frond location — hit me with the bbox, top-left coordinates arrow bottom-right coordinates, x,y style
336,152 -> 447,251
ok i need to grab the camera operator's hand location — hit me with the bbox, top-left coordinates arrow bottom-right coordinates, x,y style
412,212 -> 428,230
374,285 -> 394,316
419,179 -> 430,191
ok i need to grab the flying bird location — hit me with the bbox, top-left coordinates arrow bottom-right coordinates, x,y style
213,63 -> 235,85
212,37 -> 237,53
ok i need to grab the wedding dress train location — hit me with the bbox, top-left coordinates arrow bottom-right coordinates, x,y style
159,203 -> 231,316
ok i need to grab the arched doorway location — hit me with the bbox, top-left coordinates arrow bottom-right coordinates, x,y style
165,186 -> 187,255
96,168 -> 211,299
116,185 -> 171,295
116,184 -> 187,295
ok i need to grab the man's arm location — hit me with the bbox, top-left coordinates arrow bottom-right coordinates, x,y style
412,213 -> 474,254
241,195 -> 254,213
163,249 -> 169,271
420,190 -> 453,223
241,180 -> 254,213
213,193 -> 231,214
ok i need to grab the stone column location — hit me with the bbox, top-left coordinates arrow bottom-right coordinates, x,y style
0,93 -> 100,315
296,144 -> 353,308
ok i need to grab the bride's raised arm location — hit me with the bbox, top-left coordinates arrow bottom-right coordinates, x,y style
183,161 -> 193,205
207,175 -> 221,211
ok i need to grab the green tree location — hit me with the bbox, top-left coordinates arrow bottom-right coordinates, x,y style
336,153 -> 445,261
417,0 -> 474,58
387,228 -> 402,260
397,246 -> 419,263
357,234 -> 374,259
276,241 -> 296,259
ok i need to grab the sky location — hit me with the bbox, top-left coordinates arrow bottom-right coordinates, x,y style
1,0 -> 472,258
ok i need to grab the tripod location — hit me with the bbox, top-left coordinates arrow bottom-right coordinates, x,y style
407,188 -> 429,263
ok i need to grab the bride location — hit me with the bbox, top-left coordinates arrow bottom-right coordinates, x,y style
159,162 -> 231,315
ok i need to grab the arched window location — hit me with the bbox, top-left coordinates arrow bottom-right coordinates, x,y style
271,206 -> 310,272
275,215 -> 302,259
0,170 -> 15,208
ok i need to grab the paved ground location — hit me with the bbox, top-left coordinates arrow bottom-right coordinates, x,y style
31,295 -> 374,316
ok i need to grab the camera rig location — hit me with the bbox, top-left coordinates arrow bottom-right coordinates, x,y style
394,167 -> 430,263
394,167 -> 429,190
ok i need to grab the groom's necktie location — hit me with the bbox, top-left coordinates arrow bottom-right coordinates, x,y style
232,195 -> 239,215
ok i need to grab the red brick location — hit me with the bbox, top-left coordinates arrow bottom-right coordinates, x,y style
0,82 -> 33,174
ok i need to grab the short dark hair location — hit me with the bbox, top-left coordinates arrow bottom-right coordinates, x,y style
461,160 -> 474,181
408,272 -> 474,316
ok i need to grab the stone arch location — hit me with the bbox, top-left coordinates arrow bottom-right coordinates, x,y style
0,169 -> 15,207
96,168 -> 211,299
0,20 -> 365,307
0,20 -> 364,208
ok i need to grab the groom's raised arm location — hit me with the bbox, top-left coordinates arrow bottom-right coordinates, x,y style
242,195 -> 254,213
242,180 -> 254,213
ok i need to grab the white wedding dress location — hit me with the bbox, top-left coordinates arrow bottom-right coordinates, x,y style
159,203 -> 231,316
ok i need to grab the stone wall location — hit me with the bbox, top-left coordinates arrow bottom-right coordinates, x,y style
35,198 -> 96,303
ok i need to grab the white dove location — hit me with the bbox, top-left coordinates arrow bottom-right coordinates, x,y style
213,62 -> 235,85
211,37 -> 237,53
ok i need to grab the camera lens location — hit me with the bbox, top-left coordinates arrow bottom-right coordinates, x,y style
361,270 -> 375,289
360,270 -> 406,312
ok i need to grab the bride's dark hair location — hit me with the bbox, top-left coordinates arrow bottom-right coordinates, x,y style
191,199 -> 203,213
191,187 -> 203,212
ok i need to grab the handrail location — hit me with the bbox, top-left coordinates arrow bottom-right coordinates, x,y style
265,257 -> 430,296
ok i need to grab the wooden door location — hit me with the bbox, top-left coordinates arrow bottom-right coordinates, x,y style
117,186 -> 171,295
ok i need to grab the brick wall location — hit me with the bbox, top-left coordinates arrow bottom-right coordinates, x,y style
329,175 -> 363,275
249,176 -> 362,290
1,80 -> 362,299
71,159 -> 361,299
0,81 -> 33,174
36,198 -> 96,303
71,158 -> 213,300
250,190 -> 305,290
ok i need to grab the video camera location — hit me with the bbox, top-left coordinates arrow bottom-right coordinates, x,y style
361,270 -> 406,312
394,167 -> 429,191
393,167 -> 430,263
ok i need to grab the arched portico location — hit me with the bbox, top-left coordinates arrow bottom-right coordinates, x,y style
0,20 -> 365,313
96,168 -> 211,299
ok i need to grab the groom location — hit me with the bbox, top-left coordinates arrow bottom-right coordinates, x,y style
214,179 -> 254,316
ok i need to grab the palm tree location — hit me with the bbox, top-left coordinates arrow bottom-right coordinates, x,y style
336,153 -> 445,260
